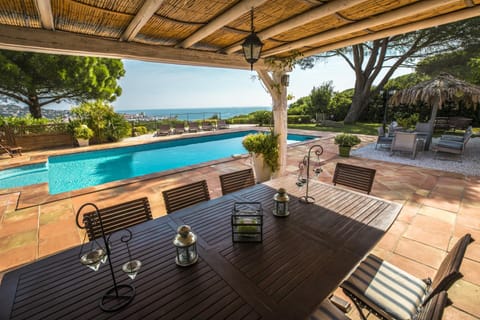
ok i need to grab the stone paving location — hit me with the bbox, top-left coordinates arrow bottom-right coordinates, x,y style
0,128 -> 478,319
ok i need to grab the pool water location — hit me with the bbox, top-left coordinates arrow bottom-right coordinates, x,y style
0,131 -> 314,194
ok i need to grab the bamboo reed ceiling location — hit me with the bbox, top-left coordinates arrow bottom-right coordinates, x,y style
0,0 -> 477,70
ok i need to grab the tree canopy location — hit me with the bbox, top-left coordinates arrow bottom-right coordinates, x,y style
299,16 -> 480,124
0,50 -> 125,118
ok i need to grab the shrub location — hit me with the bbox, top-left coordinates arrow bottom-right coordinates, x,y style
133,126 -> 148,135
287,115 -> 312,124
242,130 -> 279,172
73,124 -> 94,140
334,133 -> 361,147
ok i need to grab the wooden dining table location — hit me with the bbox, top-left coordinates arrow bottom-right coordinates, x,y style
0,175 -> 401,320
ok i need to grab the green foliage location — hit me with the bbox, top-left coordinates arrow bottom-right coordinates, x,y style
288,96 -> 311,115
242,130 -> 279,172
329,89 -> 352,120
333,133 -> 361,147
0,114 -> 49,126
469,58 -> 480,84
73,124 -> 94,139
416,47 -> 480,84
133,126 -> 148,135
384,73 -> 430,90
394,113 -> 419,129
287,115 -> 312,124
249,110 -> 272,126
309,82 -> 333,117
0,50 -> 125,118
71,100 -> 129,143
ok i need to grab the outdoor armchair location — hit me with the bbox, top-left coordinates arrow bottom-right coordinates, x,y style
201,121 -> 213,131
390,132 -> 419,159
341,234 -> 473,320
174,123 -> 185,134
155,124 -> 171,136
375,126 -> 393,150
434,130 -> 472,156
188,122 -> 199,132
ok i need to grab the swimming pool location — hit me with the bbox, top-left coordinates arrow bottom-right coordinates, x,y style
0,131 -> 314,194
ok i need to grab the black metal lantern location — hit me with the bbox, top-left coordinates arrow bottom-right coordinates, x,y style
231,202 -> 263,242
273,188 -> 290,217
242,7 -> 263,71
173,225 -> 198,267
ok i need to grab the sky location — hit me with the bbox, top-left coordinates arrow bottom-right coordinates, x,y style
56,55 -> 414,111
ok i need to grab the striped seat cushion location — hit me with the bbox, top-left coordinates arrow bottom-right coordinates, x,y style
342,254 -> 428,320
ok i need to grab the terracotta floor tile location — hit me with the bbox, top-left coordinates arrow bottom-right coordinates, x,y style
403,225 -> 451,250
395,237 -> 445,269
448,280 -> 480,319
411,214 -> 454,235
444,306 -> 480,320
0,230 -> 37,254
0,245 -> 37,271
0,216 -> 38,238
461,258 -> 480,287
386,253 -> 436,280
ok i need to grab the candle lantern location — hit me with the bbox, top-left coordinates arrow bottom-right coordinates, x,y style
273,188 -> 290,217
173,225 -> 198,267
231,202 -> 263,243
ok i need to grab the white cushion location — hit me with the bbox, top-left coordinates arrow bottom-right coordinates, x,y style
344,254 -> 428,320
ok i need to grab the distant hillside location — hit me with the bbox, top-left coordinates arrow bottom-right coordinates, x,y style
0,104 -> 70,119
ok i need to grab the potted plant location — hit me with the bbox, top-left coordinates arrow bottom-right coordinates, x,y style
334,133 -> 361,157
242,130 -> 279,182
74,124 -> 94,147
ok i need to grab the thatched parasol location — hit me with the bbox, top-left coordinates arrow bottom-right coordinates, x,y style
390,73 -> 480,149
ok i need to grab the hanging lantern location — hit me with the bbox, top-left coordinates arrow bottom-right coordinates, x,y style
273,188 -> 290,217
173,225 -> 198,267
242,7 -> 263,71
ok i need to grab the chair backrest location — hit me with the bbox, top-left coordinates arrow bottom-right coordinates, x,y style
219,168 -> 255,195
82,197 -> 153,241
417,291 -> 449,320
425,233 -> 473,303
332,163 -> 376,194
162,180 -> 210,214
391,132 -> 417,152
377,126 -> 385,137
415,122 -> 430,133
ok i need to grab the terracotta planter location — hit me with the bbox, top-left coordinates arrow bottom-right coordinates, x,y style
338,146 -> 351,157
77,138 -> 89,147
251,153 -> 272,182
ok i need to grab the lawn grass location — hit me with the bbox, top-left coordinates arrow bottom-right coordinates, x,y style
288,122 -> 480,137
288,122 -> 381,135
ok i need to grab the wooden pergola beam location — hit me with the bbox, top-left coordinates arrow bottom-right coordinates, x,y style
177,0 -> 268,49
224,0 -> 366,54
0,25 -> 266,70
120,0 -> 165,42
34,0 -> 54,30
262,0 -> 458,57
302,6 -> 480,57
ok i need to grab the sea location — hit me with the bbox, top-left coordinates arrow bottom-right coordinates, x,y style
118,106 -> 270,121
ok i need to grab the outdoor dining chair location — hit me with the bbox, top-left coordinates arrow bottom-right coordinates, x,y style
162,180 -> 210,214
341,233 -> 473,320
82,197 -> 153,241
219,168 -> 255,195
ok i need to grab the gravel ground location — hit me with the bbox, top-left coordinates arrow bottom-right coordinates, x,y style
352,137 -> 480,176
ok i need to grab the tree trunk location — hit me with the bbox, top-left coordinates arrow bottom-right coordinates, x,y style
28,96 -> 42,118
344,88 -> 370,124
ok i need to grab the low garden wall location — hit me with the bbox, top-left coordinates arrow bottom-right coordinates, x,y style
2,124 -> 74,151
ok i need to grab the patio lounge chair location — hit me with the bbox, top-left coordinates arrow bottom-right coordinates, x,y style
341,233 -> 473,320
434,130 -> 472,157
155,124 -> 171,136
201,121 -> 213,131
390,132 -> 419,159
188,122 -> 199,133
82,197 -> 153,241
0,142 -> 22,157
162,180 -> 210,214
217,120 -> 229,130
440,126 -> 472,143
375,126 -> 393,150
174,123 -> 185,134
219,168 -> 255,195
